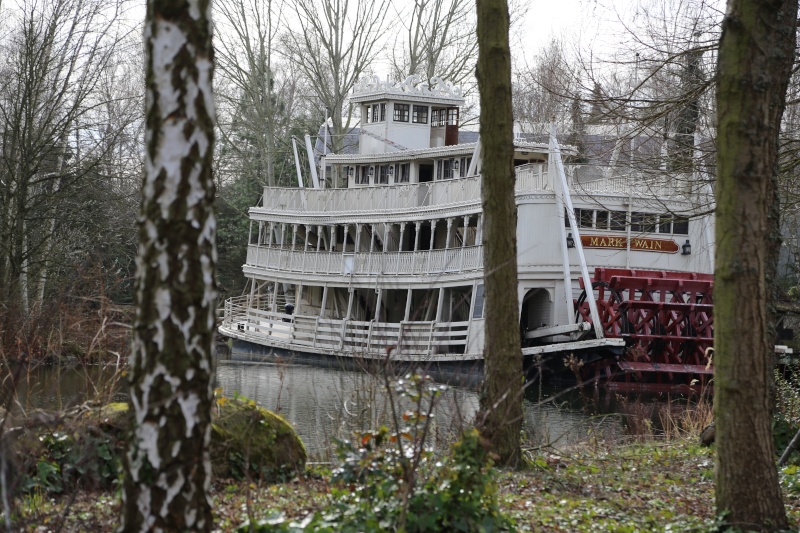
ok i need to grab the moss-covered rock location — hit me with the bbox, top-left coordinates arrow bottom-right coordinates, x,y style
210,397 -> 307,481
17,397 -> 306,494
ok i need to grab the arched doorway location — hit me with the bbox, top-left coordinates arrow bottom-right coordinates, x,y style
520,288 -> 553,346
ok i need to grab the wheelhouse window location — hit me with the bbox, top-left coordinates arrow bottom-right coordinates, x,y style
393,103 -> 410,122
369,103 -> 386,123
447,108 -> 459,126
412,105 -> 428,124
431,109 -> 446,127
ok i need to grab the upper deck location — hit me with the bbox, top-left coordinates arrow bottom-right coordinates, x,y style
252,164 -> 708,221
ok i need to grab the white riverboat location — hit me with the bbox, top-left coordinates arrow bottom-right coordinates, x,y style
219,76 -> 716,382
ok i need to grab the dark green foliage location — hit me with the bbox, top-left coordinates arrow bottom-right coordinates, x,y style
775,365 -> 800,464
240,374 -> 512,532
241,430 -> 510,532
216,175 -> 264,297
19,405 -> 129,494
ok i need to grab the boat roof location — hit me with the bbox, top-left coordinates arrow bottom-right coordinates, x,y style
349,75 -> 465,107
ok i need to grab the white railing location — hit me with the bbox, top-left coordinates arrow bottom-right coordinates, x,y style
246,245 -> 483,275
257,164 -> 697,216
259,174 -> 486,213
222,297 -> 474,359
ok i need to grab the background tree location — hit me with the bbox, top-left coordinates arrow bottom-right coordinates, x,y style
214,0 -> 303,295
389,0 -> 477,88
282,0 -> 389,156
714,0 -> 796,527
0,0 -> 140,355
512,39 -> 579,136
215,0 -> 299,188
475,0 -> 523,467
121,0 -> 217,529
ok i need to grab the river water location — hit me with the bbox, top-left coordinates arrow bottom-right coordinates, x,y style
7,360 -> 695,458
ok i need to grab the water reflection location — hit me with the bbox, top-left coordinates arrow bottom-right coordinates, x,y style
7,361 -> 705,460
214,361 -> 625,458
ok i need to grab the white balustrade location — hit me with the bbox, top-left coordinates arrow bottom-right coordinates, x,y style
246,245 -> 484,276
222,297 -> 471,358
257,164 -> 696,216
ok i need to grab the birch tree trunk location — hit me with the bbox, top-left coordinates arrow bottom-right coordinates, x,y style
475,0 -> 523,467
121,0 -> 217,530
714,0 -> 795,527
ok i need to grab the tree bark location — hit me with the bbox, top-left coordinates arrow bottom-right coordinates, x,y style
475,0 -> 523,467
121,0 -> 217,530
714,0 -> 796,528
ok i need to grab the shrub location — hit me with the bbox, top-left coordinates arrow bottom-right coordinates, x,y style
241,374 -> 513,532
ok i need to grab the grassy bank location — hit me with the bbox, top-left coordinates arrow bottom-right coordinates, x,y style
11,439 -> 800,532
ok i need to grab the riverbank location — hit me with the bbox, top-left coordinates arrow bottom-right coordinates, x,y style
11,439 -> 800,532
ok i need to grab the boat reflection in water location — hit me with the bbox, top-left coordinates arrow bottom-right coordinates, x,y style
215,359 -> 623,458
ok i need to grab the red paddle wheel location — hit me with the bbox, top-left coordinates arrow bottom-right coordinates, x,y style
574,268 -> 714,384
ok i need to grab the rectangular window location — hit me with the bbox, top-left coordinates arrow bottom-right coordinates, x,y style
443,159 -> 452,179
377,165 -> 389,184
394,103 -> 410,122
397,163 -> 410,183
357,166 -> 369,184
370,103 -> 386,122
460,157 -> 472,177
658,215 -> 672,234
473,284 -> 485,318
412,105 -> 428,124
595,211 -> 610,230
578,209 -> 594,228
447,108 -> 459,126
672,217 -> 689,235
631,213 -> 657,233
431,109 -> 446,127
610,211 -> 626,231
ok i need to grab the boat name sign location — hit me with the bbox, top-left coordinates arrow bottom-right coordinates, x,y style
581,235 -> 679,253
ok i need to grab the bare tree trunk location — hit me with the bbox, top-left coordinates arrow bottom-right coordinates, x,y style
475,0 -> 522,467
121,0 -> 217,530
713,0 -> 796,528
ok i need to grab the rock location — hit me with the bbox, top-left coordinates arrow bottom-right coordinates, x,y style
97,399 -> 308,480
18,397 -> 306,493
699,422 -> 715,446
211,398 -> 307,481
